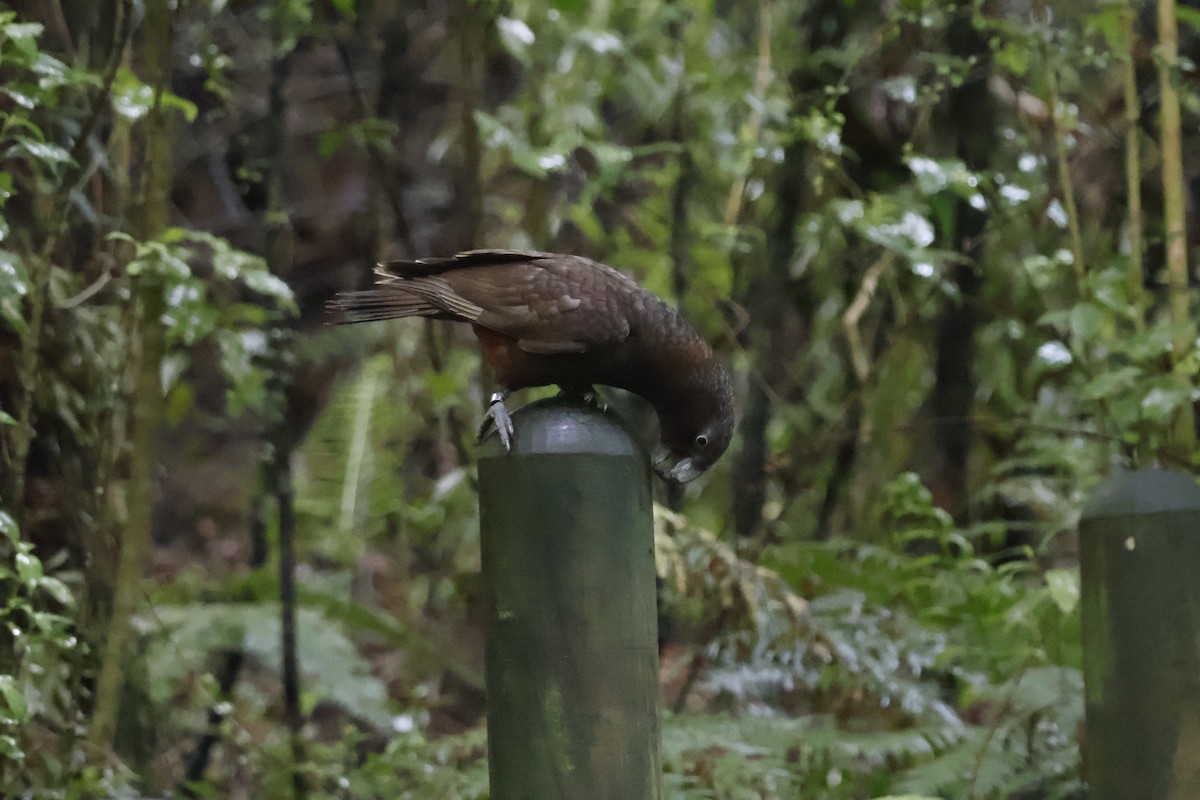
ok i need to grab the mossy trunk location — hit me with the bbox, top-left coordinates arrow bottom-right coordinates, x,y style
87,0 -> 175,752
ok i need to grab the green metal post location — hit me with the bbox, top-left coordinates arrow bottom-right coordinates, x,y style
478,397 -> 662,800
1080,468 -> 1200,799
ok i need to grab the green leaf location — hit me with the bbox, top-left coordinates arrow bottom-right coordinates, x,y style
1140,385 -> 1189,423
1000,666 -> 1084,716
128,239 -> 190,280
267,0 -> 314,54
0,675 -> 28,722
5,136 -> 72,168
15,550 -> 43,584
1177,6 -> 1200,33
510,144 -> 567,177
1068,302 -> 1105,342
318,128 -> 349,157
0,510 -> 17,543
1,85 -> 37,111
349,117 -> 398,152
907,156 -> 980,198
576,27 -> 623,55
241,269 -> 295,308
1081,366 -> 1141,401
1044,568 -> 1080,615
1086,5 -> 1126,49
0,250 -> 23,336
796,108 -> 845,156
112,67 -> 154,121
30,52 -> 78,91
496,17 -> 535,67
35,575 -> 74,607
110,74 -> 197,123
164,380 -> 195,426
329,0 -> 356,21
620,59 -> 673,121
1,21 -> 44,42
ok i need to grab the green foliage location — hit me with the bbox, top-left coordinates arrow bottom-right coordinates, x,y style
655,484 -> 1083,799
769,473 -> 1082,679
5,0 -> 1197,796
0,16 -> 70,244
111,66 -> 198,123
0,250 -> 29,335
297,346 -> 481,567
0,512 -> 113,796
320,727 -> 490,800
146,602 -> 392,730
0,6 -> 302,796
112,227 -> 296,421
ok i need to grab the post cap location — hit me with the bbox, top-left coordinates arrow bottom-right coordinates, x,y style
1080,468 -> 1200,521
478,396 -> 646,459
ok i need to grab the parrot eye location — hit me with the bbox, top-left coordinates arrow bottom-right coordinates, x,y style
695,434 -> 709,447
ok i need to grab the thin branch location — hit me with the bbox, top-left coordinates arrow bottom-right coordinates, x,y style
339,357 -> 381,533
63,0 -> 136,194
842,253 -> 893,386
667,0 -> 692,302
46,0 -> 78,59
276,459 -> 305,800
263,9 -> 306,789
423,321 -> 482,488
1035,6 -> 1086,295
723,0 -> 773,226
181,651 -> 245,797
1121,0 -> 1145,330
1156,0 -> 1195,451
455,0 -> 484,247
56,269 -> 112,309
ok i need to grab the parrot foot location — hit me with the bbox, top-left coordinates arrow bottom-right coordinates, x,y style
478,391 -> 514,451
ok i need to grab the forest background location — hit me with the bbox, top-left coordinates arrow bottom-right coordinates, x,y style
1,0 -> 1197,797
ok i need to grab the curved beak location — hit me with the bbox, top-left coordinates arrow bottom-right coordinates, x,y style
655,457 -> 702,484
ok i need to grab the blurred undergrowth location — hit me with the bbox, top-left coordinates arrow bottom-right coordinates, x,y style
2,0 -> 1196,797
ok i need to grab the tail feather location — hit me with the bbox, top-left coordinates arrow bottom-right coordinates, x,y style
332,249 -> 545,324
326,289 -> 451,323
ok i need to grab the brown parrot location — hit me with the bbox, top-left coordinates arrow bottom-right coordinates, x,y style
328,250 -> 734,483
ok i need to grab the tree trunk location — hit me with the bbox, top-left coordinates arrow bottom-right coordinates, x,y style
87,0 -> 175,752
926,8 -> 996,518
1156,0 -> 1196,454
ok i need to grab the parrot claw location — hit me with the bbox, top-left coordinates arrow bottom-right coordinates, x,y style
479,391 -> 514,451
556,384 -> 606,411
582,389 -> 607,412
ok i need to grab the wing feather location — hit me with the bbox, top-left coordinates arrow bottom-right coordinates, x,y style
345,250 -> 641,353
